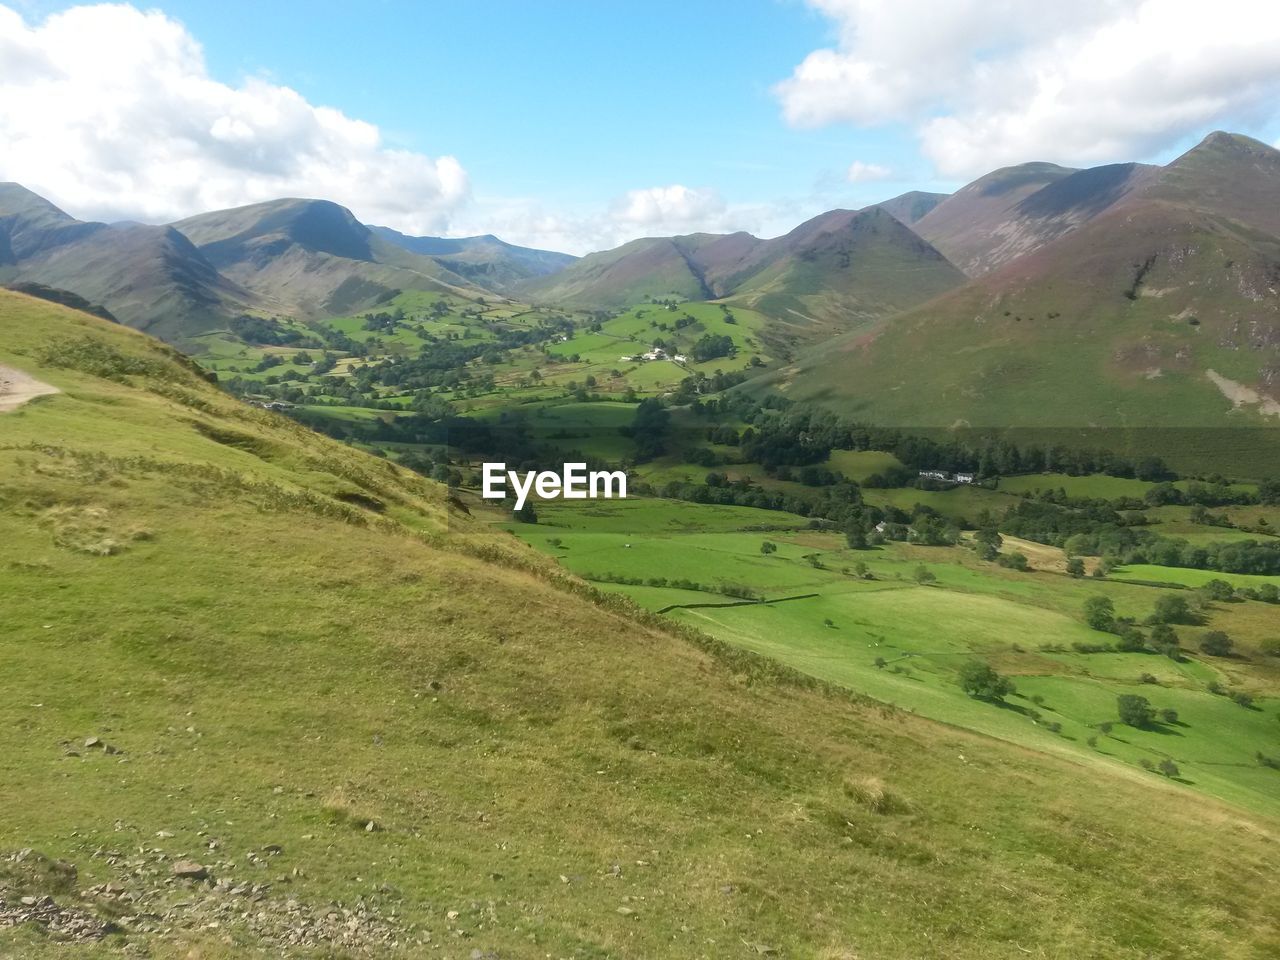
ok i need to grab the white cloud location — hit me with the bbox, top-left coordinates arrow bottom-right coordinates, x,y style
0,3 -> 469,233
456,187 -> 799,256
611,185 -> 728,231
846,161 -> 891,182
777,0 -> 1280,178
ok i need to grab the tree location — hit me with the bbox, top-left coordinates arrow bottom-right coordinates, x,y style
1160,708 -> 1179,724
914,565 -> 937,585
873,656 -> 887,670
1117,694 -> 1155,728
1150,623 -> 1180,659
1200,579 -> 1236,602
1083,595 -> 1116,632
1199,631 -> 1233,657
514,503 -> 538,524
844,516 -> 868,550
1116,626 -> 1147,653
760,540 -> 777,556
1157,759 -> 1181,778
1066,557 -> 1086,578
1151,594 -> 1194,625
958,661 -> 1014,702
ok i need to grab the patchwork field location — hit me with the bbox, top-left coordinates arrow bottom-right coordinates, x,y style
513,498 -> 1280,819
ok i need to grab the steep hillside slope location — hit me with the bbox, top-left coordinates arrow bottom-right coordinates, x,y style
914,162 -> 1082,274
0,184 -> 259,343
2,289 -> 1278,956
173,199 -> 483,317
370,226 -> 576,290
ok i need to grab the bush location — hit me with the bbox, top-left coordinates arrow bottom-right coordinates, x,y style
1200,579 -> 1236,602
1084,595 -> 1116,632
997,550 -> 1030,571
1151,594 -> 1195,625
1158,759 -> 1181,778
1199,631 -> 1233,657
1117,694 -> 1155,728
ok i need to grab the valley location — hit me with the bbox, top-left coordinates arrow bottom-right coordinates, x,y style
3,128 -> 1280,958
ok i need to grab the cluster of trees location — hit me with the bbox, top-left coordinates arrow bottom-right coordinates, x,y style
229,315 -> 320,348
1003,498 -> 1280,575
690,333 -> 735,362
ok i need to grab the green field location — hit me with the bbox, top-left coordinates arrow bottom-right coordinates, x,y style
512,498 -> 1280,820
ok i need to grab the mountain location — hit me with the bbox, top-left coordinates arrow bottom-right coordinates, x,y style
874,190 -> 949,225
726,207 -> 966,342
913,162 -> 1158,276
0,183 -> 259,343
172,198 -> 484,316
369,225 -> 576,290
750,133 -> 1280,475
4,287 -> 1279,956
517,207 -> 966,347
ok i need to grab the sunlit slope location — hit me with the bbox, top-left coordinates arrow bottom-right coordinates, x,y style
2,290 -> 1279,957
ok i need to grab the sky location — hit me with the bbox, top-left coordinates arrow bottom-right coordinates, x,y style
2,0 -> 1280,254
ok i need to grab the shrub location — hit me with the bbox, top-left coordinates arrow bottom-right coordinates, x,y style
1151,594 -> 1195,625
1083,596 -> 1116,632
1158,759 -> 1180,778
1117,694 -> 1155,728
1199,631 -> 1233,657
1160,708 -> 1179,724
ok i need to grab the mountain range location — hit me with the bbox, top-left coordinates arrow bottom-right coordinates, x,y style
0,184 -> 576,346
754,132 -> 1280,446
3,131 -> 1278,437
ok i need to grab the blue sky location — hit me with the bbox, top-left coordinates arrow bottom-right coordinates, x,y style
4,1 -> 1280,253
130,0 -> 940,211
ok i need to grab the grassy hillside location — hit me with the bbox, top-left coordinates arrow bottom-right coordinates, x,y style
728,208 -> 965,346
4,291 -> 1280,957
755,196 -> 1280,475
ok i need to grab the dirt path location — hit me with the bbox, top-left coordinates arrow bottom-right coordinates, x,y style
0,364 -> 59,412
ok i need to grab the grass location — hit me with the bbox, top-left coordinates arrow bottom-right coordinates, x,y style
4,289 -> 1280,958
511,497 -> 1280,820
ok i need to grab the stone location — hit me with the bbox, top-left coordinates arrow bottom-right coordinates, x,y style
172,860 -> 208,880
84,737 -> 101,748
